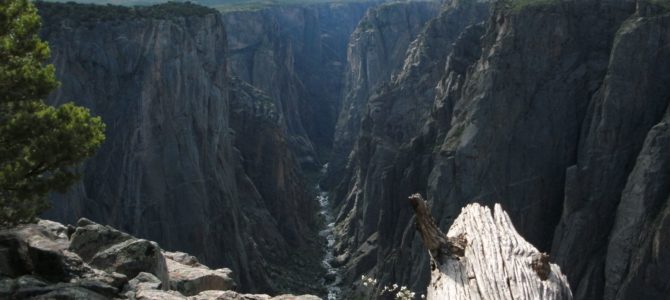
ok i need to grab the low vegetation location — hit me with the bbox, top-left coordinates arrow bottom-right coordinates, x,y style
505,0 -> 558,11
203,0 -> 379,12
37,0 -> 439,13
359,275 -> 424,300
36,1 -> 217,25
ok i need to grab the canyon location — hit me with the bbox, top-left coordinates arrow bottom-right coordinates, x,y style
25,0 -> 670,299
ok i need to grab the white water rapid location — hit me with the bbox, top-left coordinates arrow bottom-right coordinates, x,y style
317,163 -> 341,299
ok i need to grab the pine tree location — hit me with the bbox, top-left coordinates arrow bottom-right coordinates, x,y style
0,0 -> 105,227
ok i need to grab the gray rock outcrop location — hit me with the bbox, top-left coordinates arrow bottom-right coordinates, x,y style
68,218 -> 133,262
165,251 -> 236,296
191,290 -> 321,300
0,219 -> 164,299
0,218 -> 320,299
88,238 -> 169,287
0,220 -> 76,282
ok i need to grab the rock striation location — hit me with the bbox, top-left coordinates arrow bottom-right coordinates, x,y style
29,0 -> 670,298
0,218 -> 319,300
36,2 -> 322,294
327,0 -> 441,188
330,0 -> 670,298
328,0 -> 492,295
410,195 -> 573,300
222,1 -> 377,168
551,3 -> 670,299
227,78 -> 326,293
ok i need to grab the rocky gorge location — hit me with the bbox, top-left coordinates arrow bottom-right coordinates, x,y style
9,0 -> 669,299
328,0 -> 670,299
36,1 -> 329,295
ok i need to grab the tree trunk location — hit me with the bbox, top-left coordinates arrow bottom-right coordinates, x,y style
409,194 -> 573,300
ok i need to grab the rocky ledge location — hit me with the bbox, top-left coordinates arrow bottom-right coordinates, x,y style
0,219 -> 320,300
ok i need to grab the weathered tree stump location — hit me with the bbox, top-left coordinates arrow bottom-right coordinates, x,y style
409,194 -> 573,299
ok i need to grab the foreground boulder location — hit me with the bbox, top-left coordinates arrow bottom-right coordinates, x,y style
68,218 -> 133,262
0,220 -> 84,281
410,194 -> 573,299
0,219 -> 321,299
165,251 -> 236,296
89,238 -> 169,288
0,221 -> 122,299
66,218 -> 170,289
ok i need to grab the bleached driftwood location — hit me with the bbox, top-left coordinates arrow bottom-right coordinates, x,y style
409,194 -> 573,300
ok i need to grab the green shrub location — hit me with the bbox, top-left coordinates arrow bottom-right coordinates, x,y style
35,1 -> 218,26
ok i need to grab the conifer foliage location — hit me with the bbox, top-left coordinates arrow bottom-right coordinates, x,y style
0,0 -> 105,227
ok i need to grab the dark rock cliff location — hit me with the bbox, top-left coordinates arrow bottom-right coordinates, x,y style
329,0 -> 491,296
228,78 -> 325,294
330,0 -> 670,299
30,0 -> 670,298
552,3 -> 670,298
222,1 -> 378,168
327,0 -> 441,188
36,2 -> 322,294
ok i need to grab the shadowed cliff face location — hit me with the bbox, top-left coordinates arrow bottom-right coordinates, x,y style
331,0 -> 670,298
552,4 -> 670,298
329,0 -> 491,296
222,1 -> 378,169
37,3 -> 323,294
327,1 -> 441,189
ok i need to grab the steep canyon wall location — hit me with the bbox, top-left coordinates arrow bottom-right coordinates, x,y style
223,1 -> 379,168
33,0 -> 670,298
37,2 -> 326,294
329,0 -> 670,299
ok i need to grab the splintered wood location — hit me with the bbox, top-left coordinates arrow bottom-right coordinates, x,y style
409,194 -> 573,300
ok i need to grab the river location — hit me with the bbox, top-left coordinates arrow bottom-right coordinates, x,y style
317,163 -> 341,299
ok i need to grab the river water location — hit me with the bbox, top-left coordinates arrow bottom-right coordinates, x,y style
317,163 -> 341,299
